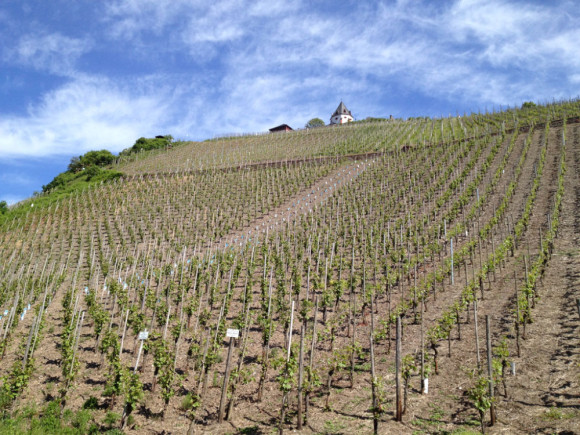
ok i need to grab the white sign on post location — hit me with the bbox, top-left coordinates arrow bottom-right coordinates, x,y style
138,330 -> 149,340
226,329 -> 239,338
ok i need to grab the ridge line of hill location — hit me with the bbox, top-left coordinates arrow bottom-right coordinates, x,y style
117,116 -> 580,182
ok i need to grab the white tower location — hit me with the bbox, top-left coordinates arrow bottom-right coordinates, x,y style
330,101 -> 353,125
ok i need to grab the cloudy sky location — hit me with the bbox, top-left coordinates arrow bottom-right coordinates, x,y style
1,0 -> 578,204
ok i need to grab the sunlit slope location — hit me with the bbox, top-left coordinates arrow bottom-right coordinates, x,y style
115,101 -> 580,176
0,101 -> 579,433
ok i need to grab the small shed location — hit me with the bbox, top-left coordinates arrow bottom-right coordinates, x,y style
269,124 -> 293,133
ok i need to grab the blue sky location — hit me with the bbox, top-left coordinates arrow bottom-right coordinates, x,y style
1,0 -> 578,204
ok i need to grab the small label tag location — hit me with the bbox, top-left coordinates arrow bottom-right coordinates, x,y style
226,329 -> 239,338
138,331 -> 149,340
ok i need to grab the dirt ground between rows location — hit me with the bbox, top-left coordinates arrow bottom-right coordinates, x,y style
10,125 -> 580,435
180,126 -> 580,435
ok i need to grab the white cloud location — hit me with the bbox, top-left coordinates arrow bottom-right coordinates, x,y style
177,0 -> 578,129
0,76 -> 175,158
100,0 -> 578,109
2,0 -> 578,162
539,28 -> 580,70
8,32 -> 92,77
105,0 -> 300,41
247,0 -> 302,17
448,0 -> 540,40
443,0 -> 579,71
104,0 -> 196,37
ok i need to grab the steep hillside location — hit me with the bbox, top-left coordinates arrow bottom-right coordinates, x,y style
0,102 -> 579,434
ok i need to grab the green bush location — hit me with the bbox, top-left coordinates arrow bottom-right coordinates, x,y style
103,411 -> 120,428
68,150 -> 115,173
43,146 -> 121,194
42,171 -> 76,192
120,135 -> 173,156
521,101 -> 536,110
83,396 -> 100,410
85,166 -> 101,181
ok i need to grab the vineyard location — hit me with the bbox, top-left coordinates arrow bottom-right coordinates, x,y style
0,101 -> 579,434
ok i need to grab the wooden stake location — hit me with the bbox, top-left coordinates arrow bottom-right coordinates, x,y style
218,337 -> 235,423
395,316 -> 402,422
486,316 -> 496,426
297,322 -> 305,430
450,238 -> 454,285
370,286 -> 379,433
304,296 -> 318,425
278,301 -> 295,435
514,271 -> 520,357
421,298 -> 426,394
119,309 -> 130,359
474,298 -> 481,369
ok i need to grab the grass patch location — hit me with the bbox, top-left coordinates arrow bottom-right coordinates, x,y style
0,168 -> 123,227
317,418 -> 347,434
411,403 -> 446,432
0,400 -> 99,434
541,406 -> 578,421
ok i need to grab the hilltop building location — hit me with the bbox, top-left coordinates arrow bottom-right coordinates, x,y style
269,124 -> 293,133
330,101 -> 353,125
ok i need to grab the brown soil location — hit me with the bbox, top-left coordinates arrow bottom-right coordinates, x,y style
3,124 -> 580,435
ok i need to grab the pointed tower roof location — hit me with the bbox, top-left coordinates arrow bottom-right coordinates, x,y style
332,101 -> 352,117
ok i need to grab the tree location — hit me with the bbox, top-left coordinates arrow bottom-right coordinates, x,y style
67,156 -> 82,173
120,136 -> 173,156
83,150 -> 115,167
68,150 -> 115,173
42,173 -> 70,192
521,101 -> 536,110
0,201 -> 7,215
305,118 -> 325,129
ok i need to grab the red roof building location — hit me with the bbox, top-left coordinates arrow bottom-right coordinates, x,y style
269,124 -> 294,133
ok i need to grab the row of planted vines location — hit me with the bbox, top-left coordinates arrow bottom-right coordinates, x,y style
0,101 -> 579,433
116,99 -> 580,176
